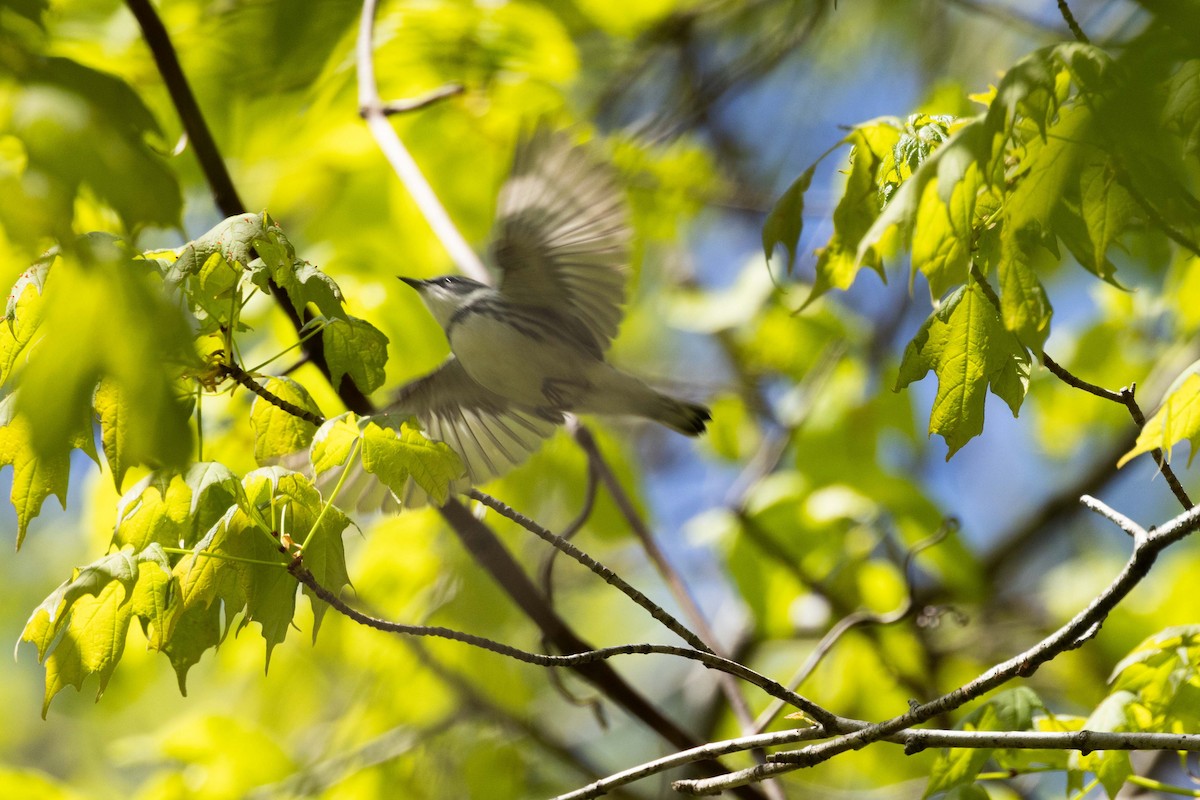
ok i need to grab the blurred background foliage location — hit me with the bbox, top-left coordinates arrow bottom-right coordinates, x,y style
1,0 -> 1198,797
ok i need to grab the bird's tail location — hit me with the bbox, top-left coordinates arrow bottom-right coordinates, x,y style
651,393 -> 711,436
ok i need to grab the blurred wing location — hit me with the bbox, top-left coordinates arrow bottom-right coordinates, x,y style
325,358 -> 560,513
492,127 -> 630,351
390,357 -> 560,485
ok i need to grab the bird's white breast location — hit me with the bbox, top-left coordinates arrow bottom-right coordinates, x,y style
450,309 -> 593,408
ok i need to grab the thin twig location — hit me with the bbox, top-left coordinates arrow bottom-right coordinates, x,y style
538,454 -> 600,601
1056,0 -> 1091,44
356,0 -> 489,283
1080,494 -> 1147,540
288,555 -> 846,728
1040,351 -> 1125,404
378,84 -> 464,115
468,489 -> 716,655
971,264 -> 1193,511
755,502 -> 1200,772
752,519 -> 957,733
570,423 -> 767,737
218,362 -> 326,427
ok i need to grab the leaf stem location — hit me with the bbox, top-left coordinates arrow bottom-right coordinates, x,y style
163,545 -> 285,569
301,437 -> 361,551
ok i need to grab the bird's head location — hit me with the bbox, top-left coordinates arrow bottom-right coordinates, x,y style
399,275 -> 490,329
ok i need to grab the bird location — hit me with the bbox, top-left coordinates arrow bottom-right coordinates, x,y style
340,127 -> 710,510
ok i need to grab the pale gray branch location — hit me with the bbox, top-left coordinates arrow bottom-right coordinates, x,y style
671,499 -> 1200,792
356,0 -> 490,283
1080,494 -> 1146,540
673,728 -> 1200,796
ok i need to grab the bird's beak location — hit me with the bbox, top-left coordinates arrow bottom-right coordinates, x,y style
398,276 -> 425,291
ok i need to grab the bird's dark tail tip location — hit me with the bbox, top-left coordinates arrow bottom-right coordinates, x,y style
667,399 -> 711,436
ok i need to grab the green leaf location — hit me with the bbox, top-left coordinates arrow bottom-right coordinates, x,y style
310,413 -> 363,476
1118,365 -> 1200,467
911,166 -> 977,299
1072,691 -> 1136,798
16,236 -> 195,475
856,118 -> 985,277
0,255 -> 51,388
161,601 -> 223,696
925,689 -> 1043,797
6,57 -> 181,233
987,686 -> 1044,730
19,548 -> 167,715
997,226 -> 1052,352
113,472 -> 193,551
895,280 -> 1031,457
321,316 -> 390,395
762,164 -> 815,277
0,392 -> 93,547
1078,159 -> 1134,277
361,419 -> 465,507
248,376 -> 321,465
94,378 -> 134,491
924,732 -> 993,796
170,468 -> 347,670
170,213 -> 347,330
807,124 -> 897,306
112,464 -> 242,553
1005,103 -> 1091,235
1162,59 -> 1200,157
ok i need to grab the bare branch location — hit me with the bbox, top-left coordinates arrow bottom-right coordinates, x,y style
758,501 -> 1200,772
1056,0 -> 1091,44
377,84 -> 464,115
356,0 -> 490,283
752,519 -> 957,733
1080,494 -> 1146,540
287,555 -> 846,729
553,728 -> 827,800
675,729 -> 1200,795
218,361 -> 326,427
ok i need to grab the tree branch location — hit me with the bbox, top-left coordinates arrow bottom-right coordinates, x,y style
356,0 -> 489,283
218,361 -> 326,427
288,553 -> 848,730
971,264 -> 1192,512
126,0 -> 373,417
1056,0 -> 1091,44
757,501 -> 1200,771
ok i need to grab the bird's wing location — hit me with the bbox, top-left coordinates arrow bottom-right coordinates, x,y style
389,356 -> 560,484
491,127 -> 631,351
325,358 -> 560,513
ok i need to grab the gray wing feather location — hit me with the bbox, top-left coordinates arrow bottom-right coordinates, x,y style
492,128 -> 630,351
328,358 -> 558,513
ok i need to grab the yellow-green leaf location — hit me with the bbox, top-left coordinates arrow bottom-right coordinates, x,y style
361,420 -> 464,506
0,257 -> 51,388
997,226 -> 1052,352
895,280 -> 1030,457
310,413 -> 363,476
0,392 -> 93,547
762,163 -> 815,277
248,376 -> 321,465
321,316 -> 390,395
1119,368 -> 1200,468
807,124 -> 896,306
